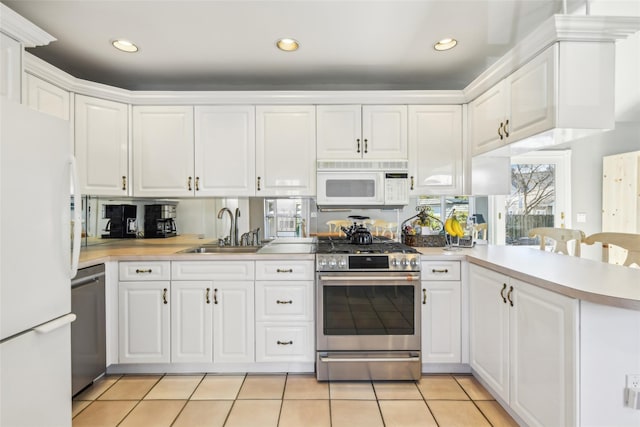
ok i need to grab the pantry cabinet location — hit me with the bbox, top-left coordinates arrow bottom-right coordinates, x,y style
194,106 -> 256,197
0,32 -> 21,102
75,95 -> 129,196
25,74 -> 69,120
469,42 -> 614,156
408,105 -> 463,195
316,105 -> 407,160
421,261 -> 461,364
469,264 -> 578,427
256,106 -> 316,196
132,106 -> 194,197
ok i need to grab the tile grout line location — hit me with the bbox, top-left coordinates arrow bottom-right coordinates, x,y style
452,375 -> 496,427
169,372 -> 208,427
221,372 -> 248,427
72,374 -> 123,419
114,374 -> 164,427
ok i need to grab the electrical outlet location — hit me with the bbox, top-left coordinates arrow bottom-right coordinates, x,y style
627,374 -> 640,389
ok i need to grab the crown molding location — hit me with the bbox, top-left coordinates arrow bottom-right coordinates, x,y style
0,3 -> 55,47
464,14 -> 640,102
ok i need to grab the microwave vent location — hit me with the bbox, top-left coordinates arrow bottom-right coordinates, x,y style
317,160 -> 408,171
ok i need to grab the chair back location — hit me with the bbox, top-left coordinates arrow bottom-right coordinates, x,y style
583,232 -> 640,267
528,227 -> 585,257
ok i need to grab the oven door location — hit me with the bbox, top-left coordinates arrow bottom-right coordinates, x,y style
316,272 -> 421,351
316,171 -> 384,206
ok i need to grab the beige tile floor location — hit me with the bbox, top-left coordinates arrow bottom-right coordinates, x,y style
72,373 -> 519,427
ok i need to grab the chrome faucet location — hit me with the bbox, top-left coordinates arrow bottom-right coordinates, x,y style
234,208 -> 241,246
217,207 -> 234,246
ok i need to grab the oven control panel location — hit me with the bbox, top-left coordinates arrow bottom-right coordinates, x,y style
316,254 -> 420,272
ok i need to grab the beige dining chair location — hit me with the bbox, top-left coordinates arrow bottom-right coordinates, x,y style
473,223 -> 488,240
528,227 -> 586,257
372,220 -> 397,238
583,232 -> 640,267
325,220 -> 352,236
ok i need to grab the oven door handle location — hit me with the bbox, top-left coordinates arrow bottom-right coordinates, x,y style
319,355 -> 421,363
318,275 -> 420,282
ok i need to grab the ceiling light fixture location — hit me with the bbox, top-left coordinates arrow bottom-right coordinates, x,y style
112,39 -> 139,53
434,38 -> 457,51
276,38 -> 299,52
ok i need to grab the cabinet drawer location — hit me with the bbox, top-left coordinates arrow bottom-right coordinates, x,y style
255,281 -> 313,321
172,261 -> 254,280
421,261 -> 461,281
255,322 -> 314,362
255,260 -> 314,281
119,261 -> 170,281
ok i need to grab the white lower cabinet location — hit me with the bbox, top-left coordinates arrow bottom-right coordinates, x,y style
171,282 -> 213,363
255,260 -> 314,363
212,281 -> 254,364
421,261 -> 461,364
469,264 -> 578,427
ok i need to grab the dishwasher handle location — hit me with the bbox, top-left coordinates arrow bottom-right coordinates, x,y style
71,272 -> 105,289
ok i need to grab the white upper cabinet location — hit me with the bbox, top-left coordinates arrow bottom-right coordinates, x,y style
194,106 -> 255,197
0,32 -> 21,103
256,105 -> 316,196
25,74 -> 69,120
408,105 -> 463,195
316,105 -> 407,160
75,95 -> 129,196
132,106 -> 194,197
470,42 -> 615,156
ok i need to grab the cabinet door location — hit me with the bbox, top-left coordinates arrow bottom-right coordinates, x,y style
421,281 -> 461,363
316,105 -> 362,159
361,105 -> 407,159
469,264 -> 509,402
195,106 -> 255,197
509,278 -> 577,427
171,282 -> 213,363
75,95 -> 129,196
408,105 -> 462,195
132,106 -> 194,197
118,281 -> 170,363
469,82 -> 508,156
25,74 -> 70,120
508,46 -> 555,143
0,32 -> 21,103
213,281 -> 254,364
256,106 -> 316,196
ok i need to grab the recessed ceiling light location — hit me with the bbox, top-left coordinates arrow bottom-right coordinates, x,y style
276,38 -> 299,52
112,39 -> 139,53
434,38 -> 457,51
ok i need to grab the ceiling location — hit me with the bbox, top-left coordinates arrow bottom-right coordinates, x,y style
3,0 -> 568,91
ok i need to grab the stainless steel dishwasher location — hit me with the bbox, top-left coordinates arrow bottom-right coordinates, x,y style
71,264 -> 106,396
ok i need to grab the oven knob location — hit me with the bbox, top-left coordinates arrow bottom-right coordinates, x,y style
338,258 -> 348,269
318,258 -> 327,269
400,258 -> 409,267
329,258 -> 337,269
410,258 -> 419,268
390,258 -> 399,267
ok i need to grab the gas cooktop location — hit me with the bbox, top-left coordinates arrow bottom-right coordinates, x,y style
316,236 -> 418,255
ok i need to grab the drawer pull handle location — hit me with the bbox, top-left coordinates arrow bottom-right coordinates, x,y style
431,268 -> 449,273
214,288 -> 218,304
356,138 -> 361,153
498,122 -> 504,140
277,340 -> 293,345
257,176 -> 261,191
206,287 -> 211,304
122,176 -> 127,191
422,288 -> 427,305
504,119 -> 510,138
276,300 -> 293,304
162,288 -> 168,304
507,286 -> 514,307
410,176 -> 414,191
136,269 -> 153,274
276,268 -> 294,273
187,176 -> 192,191
500,283 -> 507,303
195,176 -> 200,191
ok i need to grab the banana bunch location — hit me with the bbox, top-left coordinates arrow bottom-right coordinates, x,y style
444,216 -> 464,237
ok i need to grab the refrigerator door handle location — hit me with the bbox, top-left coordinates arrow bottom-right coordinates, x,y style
70,156 -> 82,278
34,313 -> 76,335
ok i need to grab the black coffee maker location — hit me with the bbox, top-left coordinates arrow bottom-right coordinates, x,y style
144,204 -> 177,238
102,204 -> 137,238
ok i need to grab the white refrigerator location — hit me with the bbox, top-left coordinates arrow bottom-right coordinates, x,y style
0,98 -> 81,426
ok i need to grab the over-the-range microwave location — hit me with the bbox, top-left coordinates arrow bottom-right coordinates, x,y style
316,160 -> 410,208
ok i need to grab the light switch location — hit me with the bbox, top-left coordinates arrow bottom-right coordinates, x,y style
577,213 -> 587,223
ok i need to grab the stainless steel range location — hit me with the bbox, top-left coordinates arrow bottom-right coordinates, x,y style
316,235 -> 421,381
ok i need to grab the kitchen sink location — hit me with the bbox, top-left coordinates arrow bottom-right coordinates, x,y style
179,245 -> 261,254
